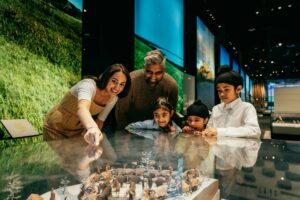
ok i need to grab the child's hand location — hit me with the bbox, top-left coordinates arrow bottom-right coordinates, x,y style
193,130 -> 202,136
169,124 -> 176,132
182,126 -> 193,133
202,127 -> 217,137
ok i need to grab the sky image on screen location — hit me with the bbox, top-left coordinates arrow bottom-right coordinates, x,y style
68,0 -> 82,11
220,44 -> 230,66
134,0 -> 184,67
196,16 -> 215,110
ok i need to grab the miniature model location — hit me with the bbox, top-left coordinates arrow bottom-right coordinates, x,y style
112,178 -> 121,197
127,181 -> 136,200
98,181 -> 112,200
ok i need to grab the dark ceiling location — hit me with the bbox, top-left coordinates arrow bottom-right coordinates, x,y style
196,0 -> 300,80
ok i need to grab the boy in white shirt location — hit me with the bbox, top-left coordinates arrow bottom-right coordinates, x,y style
202,67 -> 261,138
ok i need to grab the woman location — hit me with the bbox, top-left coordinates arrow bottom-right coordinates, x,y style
43,64 -> 131,146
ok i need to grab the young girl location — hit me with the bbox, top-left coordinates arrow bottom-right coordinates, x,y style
202,67 -> 261,138
125,97 -> 182,134
182,100 -> 210,135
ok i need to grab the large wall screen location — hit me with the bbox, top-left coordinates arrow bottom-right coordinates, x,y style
240,68 -> 246,101
134,0 -> 184,112
220,44 -> 230,67
135,0 -> 184,67
196,17 -> 215,110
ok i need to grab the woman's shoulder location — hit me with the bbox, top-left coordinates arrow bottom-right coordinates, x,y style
70,78 -> 97,96
72,78 -> 96,89
78,78 -> 96,85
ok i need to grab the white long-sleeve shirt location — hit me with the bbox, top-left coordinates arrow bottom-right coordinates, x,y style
207,98 -> 261,138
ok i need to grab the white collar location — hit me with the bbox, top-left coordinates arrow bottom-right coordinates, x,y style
223,97 -> 242,110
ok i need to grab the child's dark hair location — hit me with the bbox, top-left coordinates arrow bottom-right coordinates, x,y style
83,64 -> 131,98
216,66 -> 243,88
152,97 -> 174,112
187,100 -> 209,118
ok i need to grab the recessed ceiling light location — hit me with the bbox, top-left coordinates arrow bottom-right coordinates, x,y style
288,4 -> 292,8
255,11 -> 260,15
248,28 -> 256,32
278,6 -> 282,10
278,43 -> 282,46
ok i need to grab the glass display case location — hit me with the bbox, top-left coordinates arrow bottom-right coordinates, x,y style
1,130 -> 300,200
271,113 -> 300,135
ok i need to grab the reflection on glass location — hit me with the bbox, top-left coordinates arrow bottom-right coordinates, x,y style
212,137 -> 261,198
2,128 -> 265,199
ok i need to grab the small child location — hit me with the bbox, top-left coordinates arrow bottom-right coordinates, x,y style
202,67 -> 261,138
125,97 -> 182,134
182,100 -> 209,135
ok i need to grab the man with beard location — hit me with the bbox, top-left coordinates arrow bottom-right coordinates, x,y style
115,49 -> 178,129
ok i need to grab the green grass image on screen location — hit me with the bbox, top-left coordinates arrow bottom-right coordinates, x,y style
134,37 -> 184,113
0,0 -> 82,147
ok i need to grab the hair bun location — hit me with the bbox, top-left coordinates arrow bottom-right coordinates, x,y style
193,99 -> 204,106
187,99 -> 209,118
217,66 -> 232,75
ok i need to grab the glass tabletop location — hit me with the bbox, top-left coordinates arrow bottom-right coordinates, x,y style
1,130 -> 300,200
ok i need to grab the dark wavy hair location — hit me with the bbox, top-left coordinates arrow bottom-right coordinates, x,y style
216,66 -> 243,88
84,64 -> 131,98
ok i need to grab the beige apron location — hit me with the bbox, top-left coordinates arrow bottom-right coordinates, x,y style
43,91 -> 104,140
